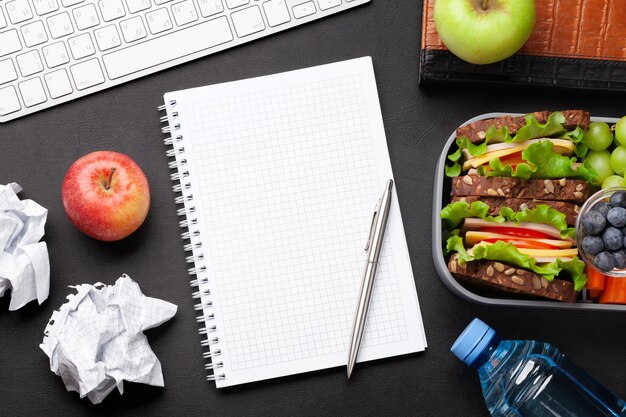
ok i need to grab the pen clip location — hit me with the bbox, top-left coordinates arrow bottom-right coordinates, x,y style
365,198 -> 382,251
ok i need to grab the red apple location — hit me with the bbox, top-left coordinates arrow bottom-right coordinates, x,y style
62,151 -> 150,241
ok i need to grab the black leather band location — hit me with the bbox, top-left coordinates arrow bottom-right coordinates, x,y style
420,49 -> 626,91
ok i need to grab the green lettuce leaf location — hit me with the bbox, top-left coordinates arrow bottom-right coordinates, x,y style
498,204 -> 574,239
512,112 -> 567,142
445,232 -> 473,264
445,137 -> 488,177
557,257 -> 588,291
559,126 -> 588,158
440,200 -> 500,229
440,201 -> 576,238
486,140 -> 598,184
472,241 -> 561,277
445,238 -> 588,290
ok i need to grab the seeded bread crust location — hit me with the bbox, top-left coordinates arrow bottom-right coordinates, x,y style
456,110 -> 591,144
451,196 -> 580,226
451,175 -> 593,204
447,254 -> 578,303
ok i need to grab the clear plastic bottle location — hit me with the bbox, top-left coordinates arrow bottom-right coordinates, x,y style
451,318 -> 626,417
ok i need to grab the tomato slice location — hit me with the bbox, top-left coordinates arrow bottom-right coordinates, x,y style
480,226 -> 554,239
482,238 -> 560,250
499,151 -> 523,163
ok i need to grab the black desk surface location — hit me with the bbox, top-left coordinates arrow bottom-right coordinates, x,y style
2,1 -> 625,416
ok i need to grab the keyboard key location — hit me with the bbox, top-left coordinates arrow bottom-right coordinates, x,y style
126,0 -> 151,13
0,59 -> 18,85
94,25 -> 122,51
225,0 -> 248,9
68,33 -> 95,59
146,8 -> 173,35
72,4 -> 100,30
44,68 -> 72,98
103,16 -> 233,79
6,0 -> 34,24
70,58 -> 105,90
99,0 -> 126,22
197,0 -> 223,17
61,0 -> 84,6
32,0 -> 59,16
171,0 -> 198,26
120,16 -> 147,42
263,0 -> 290,27
231,6 -> 264,37
21,20 -> 48,47
19,77 -> 47,107
47,12 -> 74,38
317,0 -> 341,10
293,1 -> 315,18
16,50 -> 44,76
0,9 -> 6,28
0,86 -> 21,115
0,30 -> 22,57
42,41 -> 69,67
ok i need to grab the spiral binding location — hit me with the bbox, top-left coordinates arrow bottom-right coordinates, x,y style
160,99 -> 226,383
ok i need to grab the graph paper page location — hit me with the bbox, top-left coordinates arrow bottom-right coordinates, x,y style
165,57 -> 426,387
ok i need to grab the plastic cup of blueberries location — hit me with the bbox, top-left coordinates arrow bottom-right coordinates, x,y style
576,187 -> 626,277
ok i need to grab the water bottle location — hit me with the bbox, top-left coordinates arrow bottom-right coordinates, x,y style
451,318 -> 626,417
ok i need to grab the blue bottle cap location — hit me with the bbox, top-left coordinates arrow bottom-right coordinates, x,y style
451,318 -> 497,366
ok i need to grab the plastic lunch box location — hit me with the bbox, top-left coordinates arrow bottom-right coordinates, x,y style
432,112 -> 626,312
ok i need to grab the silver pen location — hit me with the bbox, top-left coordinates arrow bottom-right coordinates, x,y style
347,179 -> 394,379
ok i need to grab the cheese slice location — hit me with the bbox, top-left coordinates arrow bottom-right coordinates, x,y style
516,248 -> 579,258
465,231 -> 572,248
462,139 -> 575,171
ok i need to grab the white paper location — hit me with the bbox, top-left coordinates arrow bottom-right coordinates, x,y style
40,275 -> 178,404
0,182 -> 50,310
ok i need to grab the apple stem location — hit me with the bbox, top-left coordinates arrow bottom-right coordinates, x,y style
481,0 -> 489,9
105,168 -> 116,190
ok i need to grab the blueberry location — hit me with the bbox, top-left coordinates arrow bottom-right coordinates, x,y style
581,211 -> 606,235
595,252 -> 615,272
593,201 -> 610,217
582,236 -> 604,256
607,207 -> 626,227
613,250 -> 626,269
603,227 -> 623,250
610,191 -> 626,208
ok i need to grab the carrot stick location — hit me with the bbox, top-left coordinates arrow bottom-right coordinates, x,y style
585,265 -> 606,291
588,290 -> 602,299
599,277 -> 626,305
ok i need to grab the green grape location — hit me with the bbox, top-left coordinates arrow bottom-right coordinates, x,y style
585,150 -> 614,183
602,175 -> 626,189
610,146 -> 626,175
584,121 -> 614,151
615,116 -> 626,148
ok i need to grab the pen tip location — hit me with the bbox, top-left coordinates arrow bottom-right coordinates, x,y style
347,371 -> 351,379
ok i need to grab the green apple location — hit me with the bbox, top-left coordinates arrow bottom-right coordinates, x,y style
434,0 -> 536,65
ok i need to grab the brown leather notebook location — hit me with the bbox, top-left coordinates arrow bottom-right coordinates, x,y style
420,0 -> 626,90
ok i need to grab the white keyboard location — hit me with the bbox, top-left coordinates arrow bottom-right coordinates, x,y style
0,0 -> 370,122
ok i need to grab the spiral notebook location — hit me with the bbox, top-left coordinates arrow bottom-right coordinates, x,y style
159,57 -> 426,388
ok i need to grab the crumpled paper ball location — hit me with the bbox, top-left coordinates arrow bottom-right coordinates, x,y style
0,182 -> 49,310
40,275 -> 177,404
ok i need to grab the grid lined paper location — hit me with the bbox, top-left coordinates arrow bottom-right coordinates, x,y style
165,57 -> 426,387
